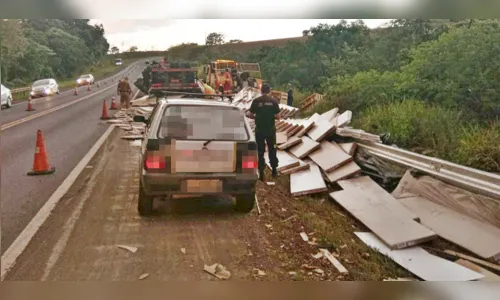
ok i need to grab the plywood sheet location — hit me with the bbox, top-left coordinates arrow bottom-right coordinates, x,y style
455,259 -> 500,281
398,196 -> 500,260
324,161 -> 361,183
289,136 -> 320,159
307,119 -> 336,142
336,110 -> 352,128
330,189 -> 437,249
290,162 -> 327,197
337,176 -> 420,222
295,120 -> 314,138
308,113 -> 321,122
355,232 -> 484,281
276,132 -> 288,144
308,141 -> 353,172
281,159 -> 310,175
278,136 -> 302,150
318,107 -> 339,122
266,150 -> 299,172
339,142 -> 357,156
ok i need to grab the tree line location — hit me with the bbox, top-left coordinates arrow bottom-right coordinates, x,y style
165,19 -> 499,172
0,19 -> 109,87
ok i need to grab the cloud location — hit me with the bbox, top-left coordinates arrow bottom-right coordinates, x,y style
90,19 -> 176,35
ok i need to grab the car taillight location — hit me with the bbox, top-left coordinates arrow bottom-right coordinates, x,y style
242,155 -> 257,169
189,83 -> 197,87
144,153 -> 166,170
151,83 -> 162,88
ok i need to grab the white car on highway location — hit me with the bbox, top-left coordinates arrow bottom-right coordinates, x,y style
115,58 -> 123,66
76,74 -> 94,87
1,84 -> 13,109
30,78 -> 60,98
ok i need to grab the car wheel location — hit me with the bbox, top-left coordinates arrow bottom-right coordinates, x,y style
56,89 -> 60,95
137,181 -> 153,216
234,193 -> 255,213
6,97 -> 12,108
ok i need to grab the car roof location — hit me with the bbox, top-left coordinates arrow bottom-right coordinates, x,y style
160,98 -> 236,108
80,74 -> 92,77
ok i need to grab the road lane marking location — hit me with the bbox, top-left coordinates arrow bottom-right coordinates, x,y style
1,125 -> 117,280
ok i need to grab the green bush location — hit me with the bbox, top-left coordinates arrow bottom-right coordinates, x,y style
354,100 -> 463,159
455,121 -> 500,173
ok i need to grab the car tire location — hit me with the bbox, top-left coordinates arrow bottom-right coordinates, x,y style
138,181 -> 153,216
6,97 -> 12,108
56,89 -> 60,95
235,193 -> 255,213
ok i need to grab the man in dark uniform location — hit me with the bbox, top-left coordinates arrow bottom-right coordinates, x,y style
287,83 -> 294,106
248,83 -> 281,181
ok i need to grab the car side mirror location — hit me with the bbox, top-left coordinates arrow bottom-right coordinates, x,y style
133,115 -> 147,123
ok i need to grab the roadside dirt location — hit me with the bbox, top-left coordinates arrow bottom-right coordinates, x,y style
5,127 -> 410,281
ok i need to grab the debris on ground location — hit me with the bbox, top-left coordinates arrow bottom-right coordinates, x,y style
254,268 -> 267,276
204,263 -> 231,280
299,232 -> 309,242
320,248 -> 348,274
181,248 -> 186,254
117,245 -> 138,253
138,273 -> 150,280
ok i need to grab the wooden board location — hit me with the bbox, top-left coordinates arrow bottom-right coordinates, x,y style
295,120 -> 315,138
307,119 -> 336,142
281,159 -> 310,175
330,189 -> 437,249
265,150 -> 300,172
289,136 -> 320,159
308,113 -> 321,122
337,176 -> 420,222
398,196 -> 500,260
308,141 -> 353,172
276,132 -> 288,144
339,142 -> 357,156
336,110 -> 352,128
455,259 -> 500,281
324,161 -> 361,183
318,107 -> 339,122
277,136 -> 302,150
355,232 -> 484,281
290,161 -> 328,197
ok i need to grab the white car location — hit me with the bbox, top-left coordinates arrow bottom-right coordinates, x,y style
115,58 -> 123,66
76,74 -> 94,86
30,78 -> 60,98
1,84 -> 13,109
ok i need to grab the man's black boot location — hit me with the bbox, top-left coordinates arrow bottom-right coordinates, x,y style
259,169 -> 265,181
272,168 -> 278,178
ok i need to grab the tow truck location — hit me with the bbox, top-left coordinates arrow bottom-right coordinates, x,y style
202,59 -> 263,95
148,62 -> 203,96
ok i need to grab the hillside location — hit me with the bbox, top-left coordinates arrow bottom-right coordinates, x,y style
211,36 -> 308,54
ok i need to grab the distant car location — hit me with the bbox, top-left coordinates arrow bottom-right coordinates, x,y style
115,58 -> 123,66
76,74 -> 94,86
30,78 -> 60,98
134,98 -> 258,216
1,84 -> 13,109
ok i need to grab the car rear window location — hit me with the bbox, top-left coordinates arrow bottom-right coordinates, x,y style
158,105 -> 248,141
33,79 -> 50,86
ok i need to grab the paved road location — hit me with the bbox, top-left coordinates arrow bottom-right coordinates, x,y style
0,59 -> 147,255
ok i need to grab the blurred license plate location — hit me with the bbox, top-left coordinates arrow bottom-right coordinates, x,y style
185,180 -> 222,193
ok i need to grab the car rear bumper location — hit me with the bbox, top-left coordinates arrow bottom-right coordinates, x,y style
141,172 -> 258,196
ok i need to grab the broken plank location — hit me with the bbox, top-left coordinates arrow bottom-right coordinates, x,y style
290,161 -> 327,197
443,250 -> 500,272
289,136 -> 320,159
455,259 -> 500,281
337,176 -> 420,222
320,248 -> 348,274
355,232 -> 484,281
330,189 -> 437,249
307,119 -> 336,142
323,161 -> 361,183
308,141 -> 353,172
281,159 -> 310,175
339,142 -> 357,156
398,196 -> 500,261
278,136 -> 302,150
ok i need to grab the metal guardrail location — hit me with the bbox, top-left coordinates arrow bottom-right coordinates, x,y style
357,141 -> 500,200
11,87 -> 31,93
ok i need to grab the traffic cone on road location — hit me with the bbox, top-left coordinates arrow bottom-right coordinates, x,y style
26,97 -> 36,112
87,84 -> 91,91
100,99 -> 111,120
74,86 -> 78,96
27,129 -> 55,176
110,96 -> 118,110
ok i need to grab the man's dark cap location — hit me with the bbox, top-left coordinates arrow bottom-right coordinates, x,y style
261,83 -> 271,94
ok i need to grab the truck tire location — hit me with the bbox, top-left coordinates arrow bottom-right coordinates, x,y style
235,193 -> 255,213
138,181 -> 153,216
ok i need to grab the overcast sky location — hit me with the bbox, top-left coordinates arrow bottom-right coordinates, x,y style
89,19 -> 392,52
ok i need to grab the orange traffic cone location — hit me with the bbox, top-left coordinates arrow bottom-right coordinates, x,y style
27,129 -> 55,176
110,96 -> 118,110
74,86 -> 78,96
26,97 -> 36,112
87,84 -> 91,91
100,99 -> 111,120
